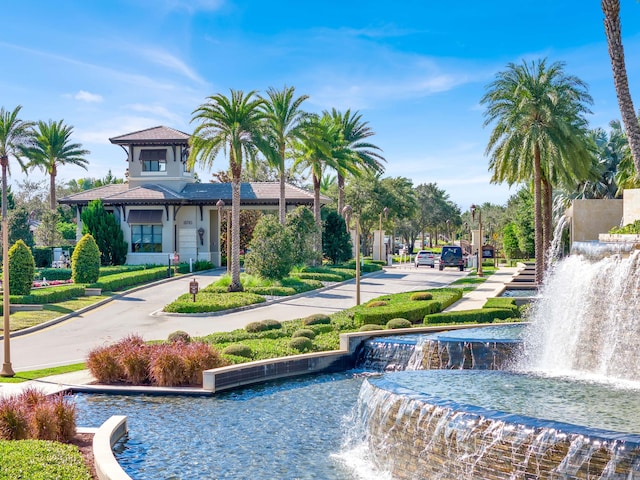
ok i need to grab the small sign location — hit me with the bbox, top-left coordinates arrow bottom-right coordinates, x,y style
173,252 -> 180,264
482,245 -> 495,259
189,279 -> 199,301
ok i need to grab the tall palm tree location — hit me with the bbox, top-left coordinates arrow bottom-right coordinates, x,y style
259,86 -> 309,224
602,0 -> 640,175
189,89 -> 266,292
0,105 -> 34,377
293,114 -> 338,261
481,59 -> 593,284
327,109 -> 386,215
22,120 -> 89,210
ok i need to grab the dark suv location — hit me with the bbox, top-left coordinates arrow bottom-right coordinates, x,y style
439,246 -> 465,271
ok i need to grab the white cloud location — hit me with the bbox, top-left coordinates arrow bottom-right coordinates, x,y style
73,90 -> 103,103
136,47 -> 207,85
125,103 -> 182,123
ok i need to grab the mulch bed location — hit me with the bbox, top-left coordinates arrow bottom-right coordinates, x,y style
70,432 -> 97,479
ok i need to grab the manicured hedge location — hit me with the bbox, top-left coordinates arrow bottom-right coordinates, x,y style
299,267 -> 355,280
88,266 -> 168,292
353,288 -> 463,326
424,308 -> 516,325
163,292 -> 266,313
35,268 -> 72,281
0,440 -> 91,479
4,285 -> 86,306
99,265 -> 147,276
291,272 -> 345,282
483,297 -> 520,316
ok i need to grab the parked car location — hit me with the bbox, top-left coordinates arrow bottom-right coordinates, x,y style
415,250 -> 435,268
439,246 -> 465,271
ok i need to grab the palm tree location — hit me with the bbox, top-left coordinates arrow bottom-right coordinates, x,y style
259,86 -> 309,224
189,89 -> 266,292
327,109 -> 385,215
22,120 -> 89,210
481,59 -> 593,284
293,114 -> 338,261
602,0 -> 640,175
0,105 -> 34,377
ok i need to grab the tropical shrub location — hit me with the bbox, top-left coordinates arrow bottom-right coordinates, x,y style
245,215 -> 294,280
386,318 -> 412,329
303,313 -> 331,326
71,234 -> 100,284
81,199 -> 128,265
8,240 -> 35,295
291,328 -> 316,339
289,336 -> 313,352
222,344 -> 253,358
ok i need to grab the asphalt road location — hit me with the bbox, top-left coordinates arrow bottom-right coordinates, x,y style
2,264 -> 467,372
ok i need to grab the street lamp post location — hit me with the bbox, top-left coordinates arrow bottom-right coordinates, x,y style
471,204 -> 483,277
343,205 -> 361,306
0,154 -> 13,377
378,206 -> 388,262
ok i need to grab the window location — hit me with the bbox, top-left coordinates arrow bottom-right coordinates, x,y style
139,149 -> 166,172
131,225 -> 163,252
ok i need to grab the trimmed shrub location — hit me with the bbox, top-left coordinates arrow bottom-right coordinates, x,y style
289,336 -> 313,352
424,308 -> 517,325
292,328 -> 316,340
410,292 -> 433,301
8,240 -> 36,295
35,268 -> 72,281
366,300 -> 388,308
88,266 -> 167,292
222,344 -> 253,358
355,300 -> 441,325
71,234 -> 100,284
291,272 -> 344,282
303,313 -> 331,326
483,297 -> 520,316
33,247 -> 53,268
168,330 -> 192,344
3,285 -> 86,308
164,291 -> 266,314
386,318 -> 412,329
245,319 -> 282,333
359,324 -> 384,332
245,215 -> 294,280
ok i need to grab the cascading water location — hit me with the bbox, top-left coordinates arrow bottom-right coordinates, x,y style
518,245 -> 640,382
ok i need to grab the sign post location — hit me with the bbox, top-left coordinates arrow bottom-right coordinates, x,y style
172,251 -> 180,276
189,279 -> 199,302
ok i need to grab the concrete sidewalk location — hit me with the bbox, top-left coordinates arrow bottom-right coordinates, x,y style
444,266 -> 520,311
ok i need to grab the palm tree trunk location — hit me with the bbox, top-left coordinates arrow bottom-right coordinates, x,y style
313,173 -> 322,265
542,176 -> 553,268
1,156 -> 14,376
534,144 -> 544,285
229,151 -> 243,292
279,145 -> 286,225
49,168 -> 57,210
338,173 -> 345,217
602,0 -> 640,174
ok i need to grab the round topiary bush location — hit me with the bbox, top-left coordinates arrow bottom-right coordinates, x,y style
303,314 -> 331,326
8,239 -> 35,295
245,321 -> 265,333
291,328 -> 316,340
386,318 -> 412,329
359,324 -> 384,332
289,336 -> 313,352
168,331 -> 192,344
366,300 -> 388,308
71,234 -> 100,284
410,292 -> 433,301
261,319 -> 282,330
222,344 -> 253,358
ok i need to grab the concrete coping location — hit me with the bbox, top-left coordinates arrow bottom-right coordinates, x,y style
93,415 -> 131,480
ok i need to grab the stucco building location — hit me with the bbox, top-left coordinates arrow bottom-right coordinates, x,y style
59,126 -> 319,266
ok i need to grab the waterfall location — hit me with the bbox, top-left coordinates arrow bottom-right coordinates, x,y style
518,247 -> 640,382
546,214 -> 569,270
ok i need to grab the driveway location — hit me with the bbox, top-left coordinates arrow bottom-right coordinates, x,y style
2,265 -> 467,372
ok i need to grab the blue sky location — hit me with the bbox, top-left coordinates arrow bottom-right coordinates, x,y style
2,0 -> 640,210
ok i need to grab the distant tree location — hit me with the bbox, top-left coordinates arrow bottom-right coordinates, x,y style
322,211 -> 352,264
35,210 -> 62,247
71,234 -> 100,284
245,214 -> 293,280
8,240 -> 35,295
502,223 -> 520,261
8,207 -> 34,248
0,186 -> 15,211
80,199 -> 127,265
56,221 -> 77,242
286,206 -> 318,266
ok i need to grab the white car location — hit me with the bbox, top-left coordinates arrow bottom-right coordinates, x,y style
415,250 -> 435,268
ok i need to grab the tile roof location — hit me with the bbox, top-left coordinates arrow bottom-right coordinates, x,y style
59,181 -> 329,207
109,126 -> 190,145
